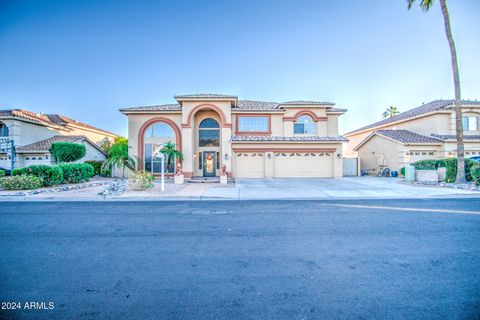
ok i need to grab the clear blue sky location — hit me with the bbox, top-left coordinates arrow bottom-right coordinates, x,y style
1,0 -> 479,136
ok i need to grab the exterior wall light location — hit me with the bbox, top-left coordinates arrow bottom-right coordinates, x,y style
267,153 -> 271,159
193,153 -> 197,159
337,153 -> 341,159
224,153 -> 229,160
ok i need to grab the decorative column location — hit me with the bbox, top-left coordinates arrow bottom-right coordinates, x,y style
221,126 -> 232,175
181,127 -> 194,178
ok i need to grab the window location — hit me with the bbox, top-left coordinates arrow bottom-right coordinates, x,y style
294,115 -> 315,135
0,122 -> 8,137
463,116 -> 478,131
237,116 -> 269,132
143,122 -> 176,173
199,118 -> 220,147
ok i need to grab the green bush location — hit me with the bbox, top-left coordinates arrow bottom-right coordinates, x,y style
59,163 -> 92,184
23,165 -> 64,187
0,170 -> 5,177
100,168 -> 111,177
400,167 -> 405,177
84,160 -> 103,176
470,166 -> 480,186
12,168 -> 28,176
50,142 -> 86,162
0,175 -> 43,190
411,160 -> 438,170
129,171 -> 155,190
430,158 -> 476,183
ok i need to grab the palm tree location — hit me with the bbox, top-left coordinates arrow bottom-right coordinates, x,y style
407,0 -> 466,183
382,106 -> 400,119
102,137 -> 136,178
160,142 -> 183,174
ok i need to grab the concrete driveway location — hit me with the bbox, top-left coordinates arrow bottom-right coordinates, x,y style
203,176 -> 479,200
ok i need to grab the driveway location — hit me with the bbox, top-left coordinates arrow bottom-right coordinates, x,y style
1,199 -> 479,319
204,177 -> 479,200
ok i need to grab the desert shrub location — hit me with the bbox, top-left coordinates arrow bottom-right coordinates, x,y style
400,167 -> 405,176
50,142 -> 86,162
0,175 -> 43,190
26,165 -> 64,187
100,168 -> 111,177
470,166 -> 480,186
59,163 -> 92,183
84,163 -> 95,178
84,160 -> 103,176
12,168 -> 28,176
129,171 -> 155,191
0,170 -> 5,177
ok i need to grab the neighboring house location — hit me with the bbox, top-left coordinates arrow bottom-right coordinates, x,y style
0,109 -> 118,169
120,94 -> 348,178
344,100 -> 480,174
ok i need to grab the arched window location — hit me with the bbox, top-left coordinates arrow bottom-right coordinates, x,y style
199,118 -> 220,147
0,122 -> 8,137
294,115 -> 315,135
144,122 -> 176,173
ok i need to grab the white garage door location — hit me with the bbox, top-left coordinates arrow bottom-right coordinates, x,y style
235,152 -> 265,178
274,152 -> 333,178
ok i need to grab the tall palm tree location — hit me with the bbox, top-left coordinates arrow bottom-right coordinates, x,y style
407,0 -> 466,183
382,106 -> 400,119
160,142 -> 183,173
102,137 -> 136,178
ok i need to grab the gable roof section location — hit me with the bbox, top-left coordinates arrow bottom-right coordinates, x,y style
0,109 -> 118,137
346,99 -> 480,136
354,129 -> 442,151
16,135 -> 107,155
280,100 -> 334,106
45,114 -> 118,136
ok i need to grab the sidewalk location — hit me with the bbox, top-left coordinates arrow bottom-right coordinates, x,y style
1,177 -> 478,201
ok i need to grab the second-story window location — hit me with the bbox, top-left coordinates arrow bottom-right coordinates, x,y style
199,118 -> 220,147
294,115 -> 315,135
0,122 -> 8,137
463,116 -> 478,131
237,116 -> 269,132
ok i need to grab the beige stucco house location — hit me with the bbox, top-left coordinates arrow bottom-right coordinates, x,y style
0,109 -> 118,169
344,100 -> 480,174
120,94 -> 348,179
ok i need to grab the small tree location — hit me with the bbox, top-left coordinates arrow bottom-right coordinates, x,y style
102,137 -> 136,178
50,142 -> 86,162
160,142 -> 183,173
382,106 -> 400,119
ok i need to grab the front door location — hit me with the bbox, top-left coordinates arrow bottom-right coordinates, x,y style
203,151 -> 216,177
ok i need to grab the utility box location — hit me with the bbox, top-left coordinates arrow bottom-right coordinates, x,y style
405,165 -> 415,182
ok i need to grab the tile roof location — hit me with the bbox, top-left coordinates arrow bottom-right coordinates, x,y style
281,100 -> 334,105
120,96 -> 347,113
235,100 -> 281,111
174,93 -> 237,99
431,134 -> 480,141
346,99 -> 480,135
376,130 -> 442,144
16,135 -> 87,152
45,114 -> 117,136
231,135 -> 348,142
119,104 -> 182,112
0,109 -> 117,136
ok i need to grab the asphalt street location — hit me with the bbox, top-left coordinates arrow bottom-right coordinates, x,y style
1,199 -> 479,319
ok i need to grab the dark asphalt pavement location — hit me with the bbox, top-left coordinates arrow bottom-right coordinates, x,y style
1,199 -> 480,319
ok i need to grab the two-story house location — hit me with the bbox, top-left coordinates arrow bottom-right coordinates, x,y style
344,99 -> 480,174
120,94 -> 348,178
0,109 -> 118,170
